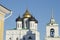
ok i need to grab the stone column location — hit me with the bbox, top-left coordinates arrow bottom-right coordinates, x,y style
0,4 -> 11,40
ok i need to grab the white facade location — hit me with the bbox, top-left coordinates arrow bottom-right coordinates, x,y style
6,10 -> 40,40
29,21 -> 38,30
6,29 -> 40,40
46,24 -> 59,37
45,14 -> 60,40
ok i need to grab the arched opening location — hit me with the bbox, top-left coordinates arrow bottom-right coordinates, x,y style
28,36 -> 32,40
9,38 -> 11,40
50,28 -> 55,37
16,38 -> 18,40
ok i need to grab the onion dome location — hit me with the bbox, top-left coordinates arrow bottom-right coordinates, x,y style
50,16 -> 56,24
29,16 -> 38,23
23,9 -> 31,18
47,11 -> 56,25
16,16 -> 22,22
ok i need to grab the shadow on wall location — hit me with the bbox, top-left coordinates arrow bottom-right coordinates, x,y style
20,30 -> 35,40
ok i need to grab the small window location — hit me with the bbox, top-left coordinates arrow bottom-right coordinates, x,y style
50,28 -> 55,37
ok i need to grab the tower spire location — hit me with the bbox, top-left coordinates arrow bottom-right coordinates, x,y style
51,8 -> 54,19
50,8 -> 56,24
47,8 -> 56,25
26,6 -> 28,10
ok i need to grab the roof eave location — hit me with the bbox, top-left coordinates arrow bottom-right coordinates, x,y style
0,4 -> 11,14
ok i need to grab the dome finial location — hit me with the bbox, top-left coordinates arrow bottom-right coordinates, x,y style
47,9 -> 56,25
25,6 -> 29,13
26,6 -> 28,10
25,4 -> 28,11
23,8 -> 31,18
50,8 -> 56,24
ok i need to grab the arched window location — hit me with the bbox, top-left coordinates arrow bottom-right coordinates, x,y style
9,38 -> 11,40
16,38 -> 18,40
50,28 -> 55,37
26,20 -> 29,29
28,36 -> 32,40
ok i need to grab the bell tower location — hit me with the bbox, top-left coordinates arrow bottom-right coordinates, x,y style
0,4 -> 11,40
46,14 -> 59,37
45,9 -> 60,40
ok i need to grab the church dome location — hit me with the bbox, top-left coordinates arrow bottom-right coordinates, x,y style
16,16 -> 22,22
29,16 -> 38,23
23,9 -> 31,18
47,14 -> 56,25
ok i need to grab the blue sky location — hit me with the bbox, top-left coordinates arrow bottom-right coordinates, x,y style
0,0 -> 60,40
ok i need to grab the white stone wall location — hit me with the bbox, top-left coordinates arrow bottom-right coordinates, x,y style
6,29 -> 40,40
